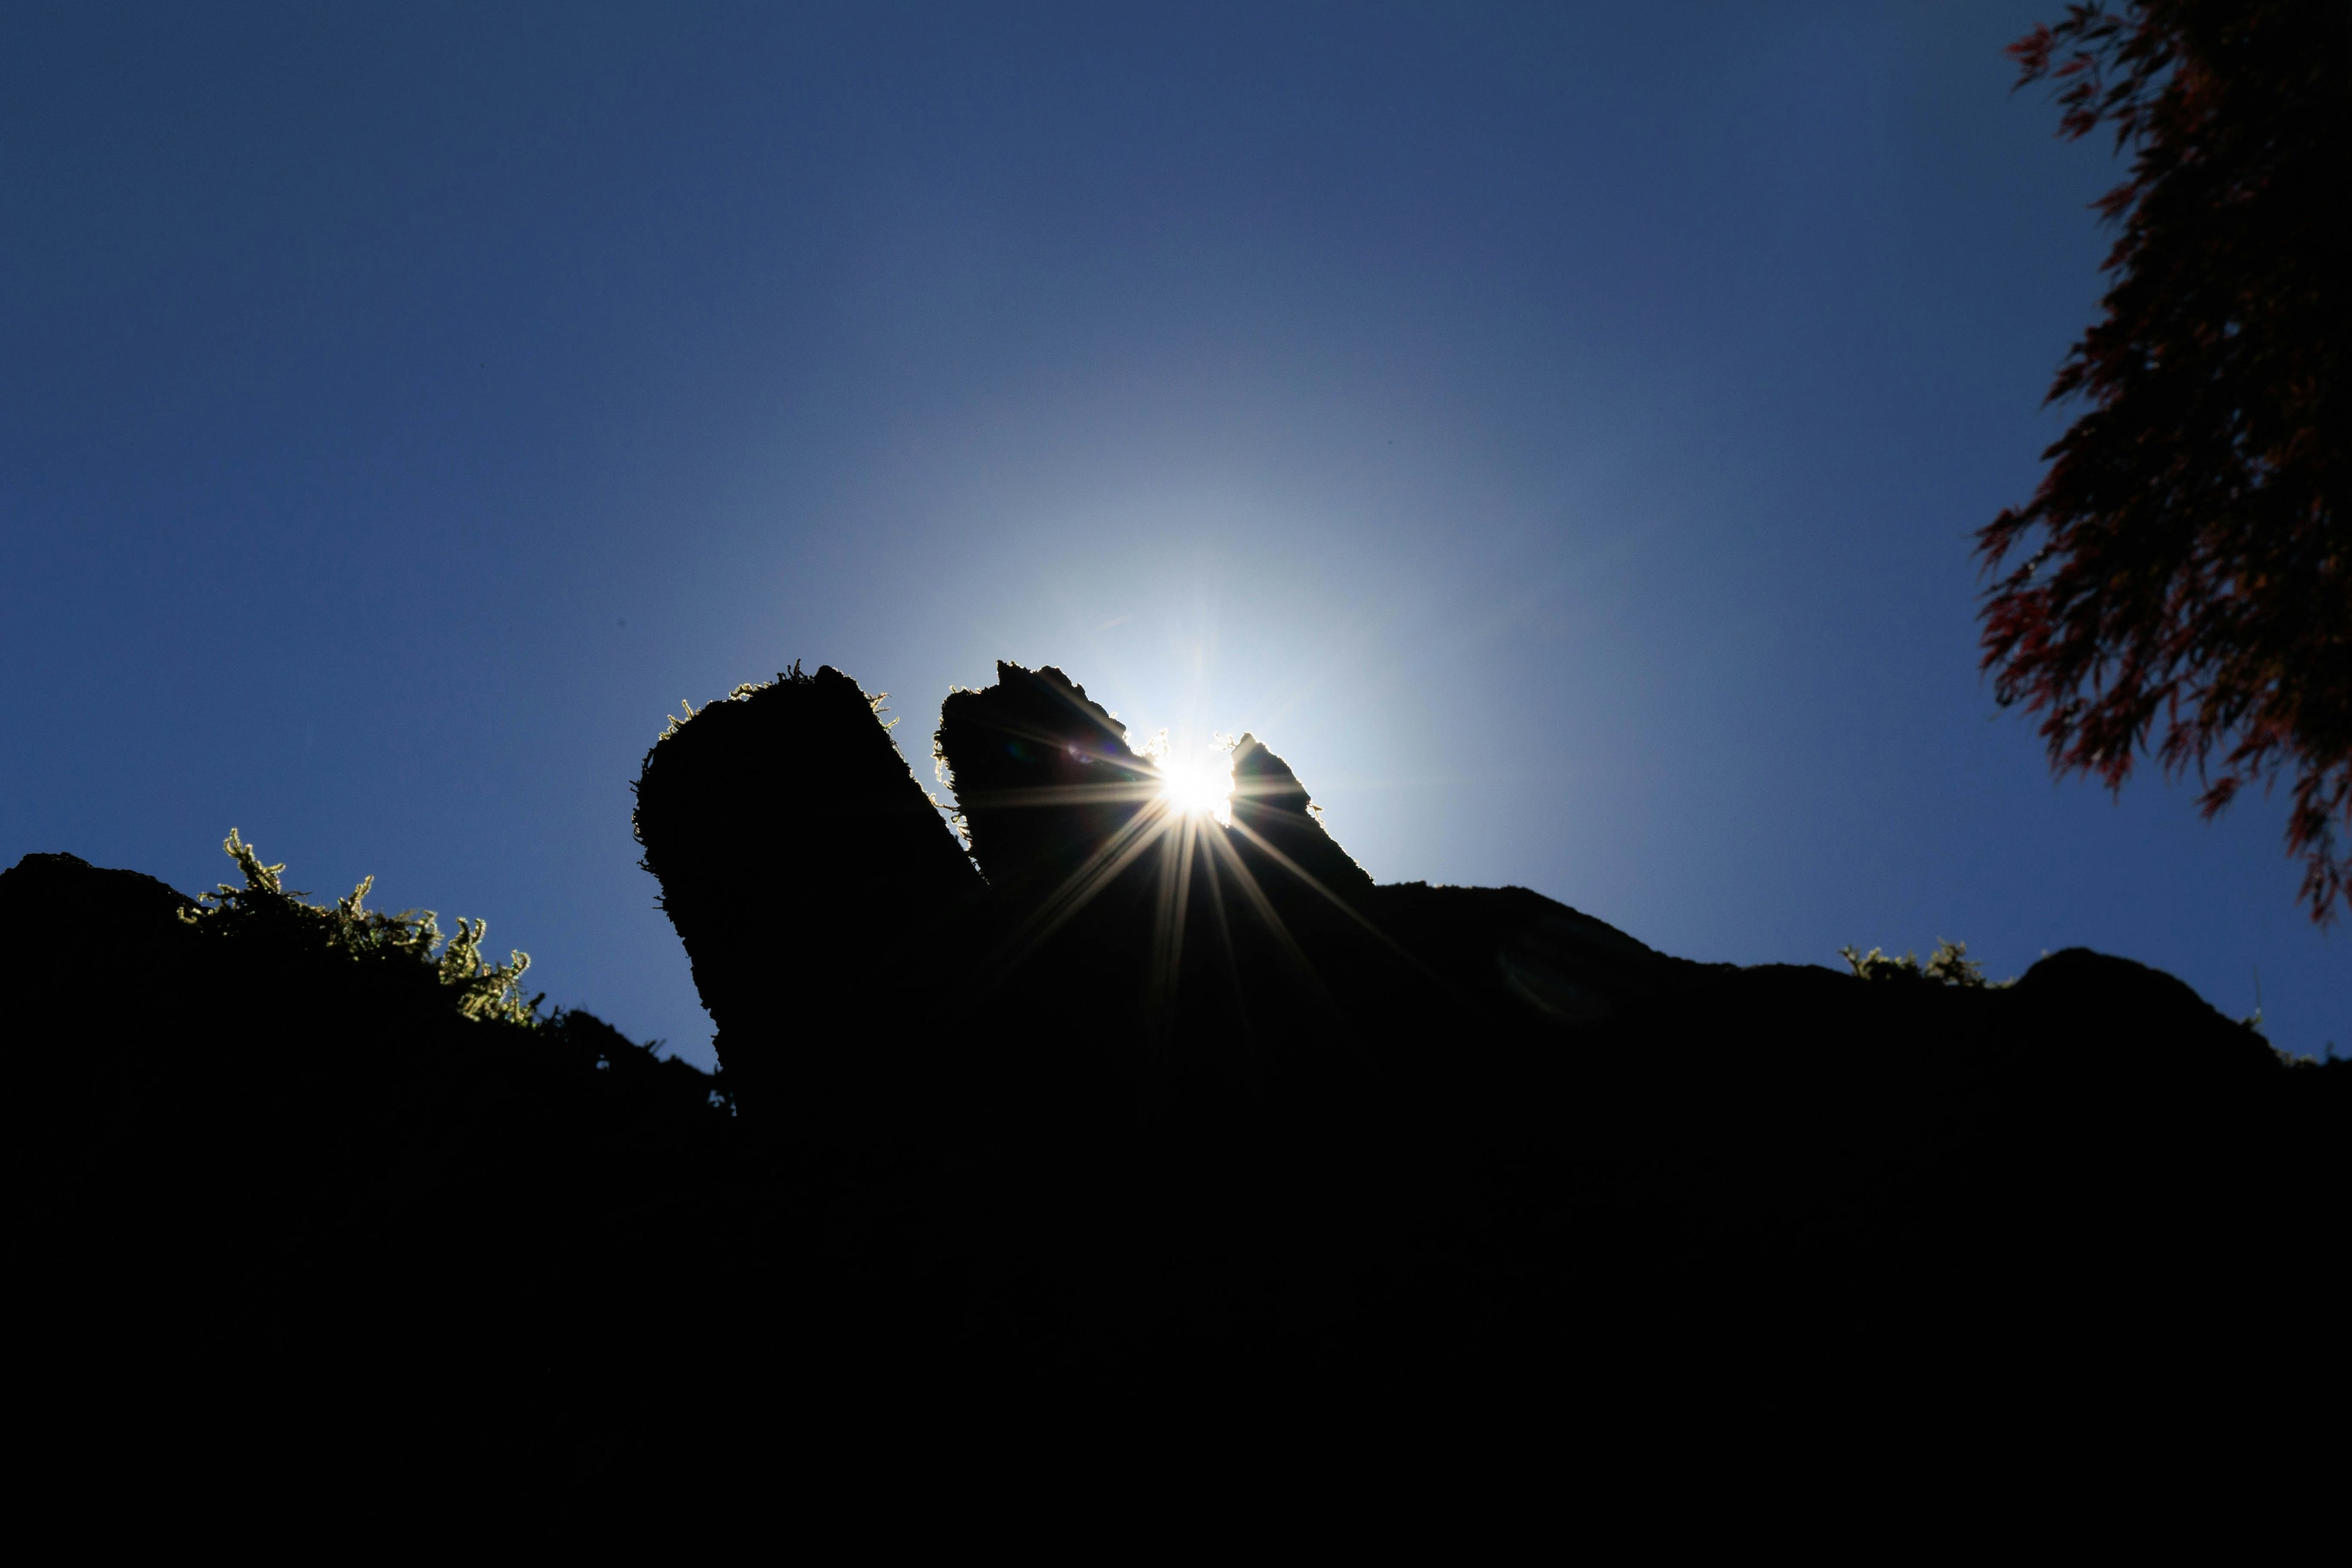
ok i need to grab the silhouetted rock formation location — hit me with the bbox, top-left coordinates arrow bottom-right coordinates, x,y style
633,663 -> 984,1144
11,657 -> 2350,1497
1228,731 -> 1373,898
5,847 -> 732,1492
631,657 -> 2348,1412
935,660 -> 1147,914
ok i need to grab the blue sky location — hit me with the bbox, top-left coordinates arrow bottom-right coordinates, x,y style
6,2 -> 2339,1066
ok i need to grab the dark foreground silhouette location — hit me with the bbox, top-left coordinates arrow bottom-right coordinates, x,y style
12,659 -> 2349,1495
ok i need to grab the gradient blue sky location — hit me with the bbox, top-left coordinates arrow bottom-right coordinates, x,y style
7,2 -> 2340,1067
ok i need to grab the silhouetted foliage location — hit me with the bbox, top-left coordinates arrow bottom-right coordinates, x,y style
184,828 -> 540,1025
1980,1 -> 2352,918
4,842 -> 731,1495
1838,938 -> 1993,987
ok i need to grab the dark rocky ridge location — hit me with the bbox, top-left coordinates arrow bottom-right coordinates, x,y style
10,657 -> 2350,1495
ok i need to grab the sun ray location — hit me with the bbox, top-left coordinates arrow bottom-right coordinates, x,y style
960,710 -> 1164,779
1145,810 -> 1199,1030
935,682 -> 1449,1050
1222,815 -> 1449,990
1196,827 -> 1248,1022
956,780 -> 1163,809
957,795 -> 1177,999
1199,823 -> 1333,1008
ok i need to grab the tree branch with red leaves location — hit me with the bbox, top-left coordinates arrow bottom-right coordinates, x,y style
1980,0 -> 2350,918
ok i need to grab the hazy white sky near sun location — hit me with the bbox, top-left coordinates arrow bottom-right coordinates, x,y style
5,2 -> 2342,1066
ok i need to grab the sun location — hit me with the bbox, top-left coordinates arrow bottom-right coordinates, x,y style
1152,737 -> 1235,826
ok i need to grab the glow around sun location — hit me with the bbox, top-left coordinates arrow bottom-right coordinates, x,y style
1147,733 -> 1235,826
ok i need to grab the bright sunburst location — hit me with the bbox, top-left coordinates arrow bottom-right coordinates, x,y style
1150,735 -> 1235,826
